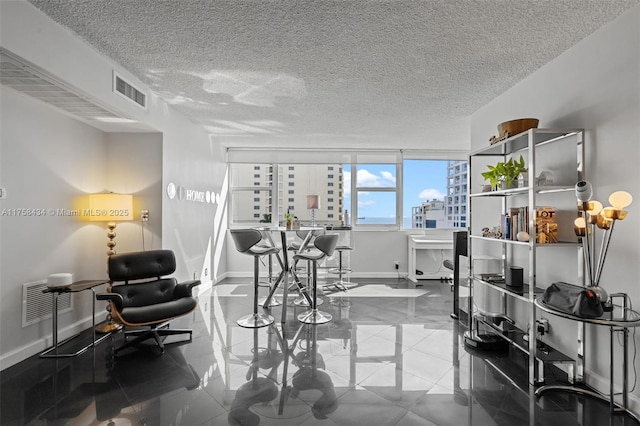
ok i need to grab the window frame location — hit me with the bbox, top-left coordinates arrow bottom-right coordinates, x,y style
228,155 -> 467,230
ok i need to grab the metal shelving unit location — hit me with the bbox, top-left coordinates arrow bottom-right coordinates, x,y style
467,128 -> 585,386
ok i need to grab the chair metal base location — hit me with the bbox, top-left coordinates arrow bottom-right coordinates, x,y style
323,280 -> 356,292
116,326 -> 193,355
297,310 -> 332,324
258,296 -> 282,307
294,296 -> 323,307
237,313 -> 274,328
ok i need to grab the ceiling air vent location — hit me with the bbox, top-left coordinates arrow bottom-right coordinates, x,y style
114,73 -> 146,109
0,48 -> 122,122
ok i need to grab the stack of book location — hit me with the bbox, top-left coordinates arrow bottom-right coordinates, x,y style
500,206 -> 557,243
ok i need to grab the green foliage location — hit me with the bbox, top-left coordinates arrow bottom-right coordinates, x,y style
481,155 -> 527,189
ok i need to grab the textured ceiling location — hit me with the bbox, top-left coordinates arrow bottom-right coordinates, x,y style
27,0 -> 639,151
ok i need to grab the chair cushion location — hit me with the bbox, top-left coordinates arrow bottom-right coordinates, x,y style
293,250 -> 326,262
118,297 -> 197,325
111,278 -> 179,307
247,245 -> 280,256
109,250 -> 176,281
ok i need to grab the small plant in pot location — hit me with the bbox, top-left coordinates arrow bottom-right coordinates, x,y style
482,155 -> 528,190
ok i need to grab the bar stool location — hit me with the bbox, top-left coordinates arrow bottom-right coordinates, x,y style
325,230 -> 356,292
231,229 -> 281,328
294,233 -> 339,324
326,246 -> 355,292
256,229 -> 282,307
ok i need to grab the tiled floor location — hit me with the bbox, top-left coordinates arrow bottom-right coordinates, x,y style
2,277 -> 638,425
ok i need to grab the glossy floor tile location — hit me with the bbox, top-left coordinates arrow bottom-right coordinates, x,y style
2,277 -> 638,425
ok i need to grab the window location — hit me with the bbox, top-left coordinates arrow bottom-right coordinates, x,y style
402,159 -> 467,229
229,158 -> 464,228
353,163 -> 398,226
230,164 -> 272,224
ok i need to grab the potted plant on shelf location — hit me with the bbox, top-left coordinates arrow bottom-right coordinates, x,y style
481,166 -> 501,191
481,155 -> 528,190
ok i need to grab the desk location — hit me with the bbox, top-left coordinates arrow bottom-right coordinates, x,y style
407,236 -> 453,282
535,293 -> 640,422
260,227 -> 323,323
40,280 -> 111,358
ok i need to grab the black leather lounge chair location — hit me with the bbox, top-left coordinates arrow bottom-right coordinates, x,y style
97,249 -> 200,355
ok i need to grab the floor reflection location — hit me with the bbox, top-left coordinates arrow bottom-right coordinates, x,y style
1,277 -> 638,426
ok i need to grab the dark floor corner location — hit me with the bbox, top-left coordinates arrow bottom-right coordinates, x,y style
2,277 -> 638,426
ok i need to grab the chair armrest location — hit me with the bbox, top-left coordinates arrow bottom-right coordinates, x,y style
175,280 -> 201,298
96,292 -> 124,311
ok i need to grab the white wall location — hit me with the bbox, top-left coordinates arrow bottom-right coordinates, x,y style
0,89 -> 165,368
470,5 -> 640,412
0,1 -> 228,367
226,228 -> 455,279
106,132 -> 163,253
0,88 -> 103,366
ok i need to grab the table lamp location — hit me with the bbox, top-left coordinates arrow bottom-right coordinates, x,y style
307,195 -> 320,227
89,193 -> 133,256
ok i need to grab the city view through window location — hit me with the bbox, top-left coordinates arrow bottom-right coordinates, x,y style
230,160 -> 467,229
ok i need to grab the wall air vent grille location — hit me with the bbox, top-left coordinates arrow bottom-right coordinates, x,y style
114,74 -> 146,109
22,280 -> 72,327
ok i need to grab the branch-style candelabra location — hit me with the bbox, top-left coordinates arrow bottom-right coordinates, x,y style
573,181 -> 633,302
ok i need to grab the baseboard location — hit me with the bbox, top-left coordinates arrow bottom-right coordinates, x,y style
223,271 -> 423,280
0,316 -> 94,371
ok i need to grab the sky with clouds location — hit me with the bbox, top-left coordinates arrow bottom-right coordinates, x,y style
343,160 -> 448,220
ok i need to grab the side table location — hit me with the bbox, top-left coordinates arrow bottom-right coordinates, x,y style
40,279 -> 111,358
535,293 -> 640,422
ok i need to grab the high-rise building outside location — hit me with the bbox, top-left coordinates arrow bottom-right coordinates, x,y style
232,164 -> 345,225
445,160 -> 468,228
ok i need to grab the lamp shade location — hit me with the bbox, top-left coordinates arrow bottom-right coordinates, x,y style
306,195 -> 320,210
88,193 -> 133,221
